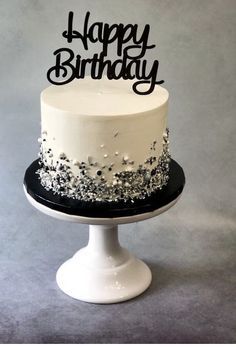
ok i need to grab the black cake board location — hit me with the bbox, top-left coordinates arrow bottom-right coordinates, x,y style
23,159 -> 185,219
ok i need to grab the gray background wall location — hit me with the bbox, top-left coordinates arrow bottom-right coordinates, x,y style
0,0 -> 235,343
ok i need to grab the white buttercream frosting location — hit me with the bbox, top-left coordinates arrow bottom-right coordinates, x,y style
41,77 -> 168,115
38,77 -> 170,202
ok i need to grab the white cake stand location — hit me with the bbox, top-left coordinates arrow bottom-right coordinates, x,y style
23,159 -> 185,304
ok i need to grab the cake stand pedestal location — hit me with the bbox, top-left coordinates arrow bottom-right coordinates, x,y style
24,159 -> 185,304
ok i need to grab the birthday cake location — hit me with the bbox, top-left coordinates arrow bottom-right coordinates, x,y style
36,77 -> 170,203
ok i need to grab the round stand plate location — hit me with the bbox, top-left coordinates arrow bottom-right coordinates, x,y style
23,159 -> 185,303
24,159 -> 185,219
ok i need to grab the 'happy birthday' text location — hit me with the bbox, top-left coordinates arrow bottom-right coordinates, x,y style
47,12 -> 164,95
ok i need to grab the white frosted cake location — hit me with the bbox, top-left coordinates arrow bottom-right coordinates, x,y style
37,77 -> 170,203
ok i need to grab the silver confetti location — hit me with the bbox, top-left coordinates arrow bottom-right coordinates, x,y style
36,128 -> 171,203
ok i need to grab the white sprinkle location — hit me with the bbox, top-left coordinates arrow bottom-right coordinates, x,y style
73,160 -> 79,166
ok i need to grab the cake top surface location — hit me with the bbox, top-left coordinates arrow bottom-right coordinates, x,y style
41,77 -> 169,116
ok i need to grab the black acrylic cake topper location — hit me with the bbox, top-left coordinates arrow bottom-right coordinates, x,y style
47,11 -> 164,95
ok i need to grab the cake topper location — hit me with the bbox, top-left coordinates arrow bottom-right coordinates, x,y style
47,11 -> 164,95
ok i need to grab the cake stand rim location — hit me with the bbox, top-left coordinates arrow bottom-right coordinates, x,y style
23,158 -> 185,222
23,184 -> 182,225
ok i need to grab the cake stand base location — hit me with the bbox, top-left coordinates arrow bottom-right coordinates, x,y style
24,159 -> 185,304
56,225 -> 151,303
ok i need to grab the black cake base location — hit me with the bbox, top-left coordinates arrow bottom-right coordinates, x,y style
23,159 -> 185,218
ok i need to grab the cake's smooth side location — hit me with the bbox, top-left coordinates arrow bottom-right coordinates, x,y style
37,78 -> 170,202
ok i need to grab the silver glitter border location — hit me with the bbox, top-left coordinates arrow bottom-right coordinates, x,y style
36,128 -> 171,203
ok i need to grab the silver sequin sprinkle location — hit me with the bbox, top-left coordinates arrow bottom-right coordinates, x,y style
36,129 -> 171,203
